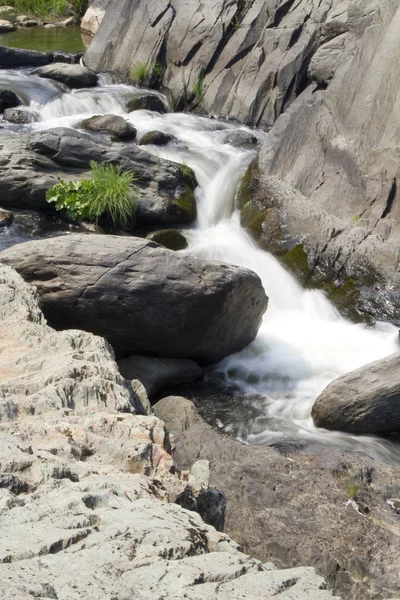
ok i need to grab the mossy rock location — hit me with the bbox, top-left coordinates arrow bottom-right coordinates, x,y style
171,185 -> 197,224
281,244 -> 312,284
0,210 -> 13,228
147,229 -> 188,251
139,130 -> 175,146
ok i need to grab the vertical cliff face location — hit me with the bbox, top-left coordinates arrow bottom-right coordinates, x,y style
83,0 -> 337,128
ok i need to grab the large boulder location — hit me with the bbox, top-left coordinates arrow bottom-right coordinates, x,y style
0,128 -> 197,227
154,396 -> 400,600
33,63 -> 98,89
312,352 -> 400,434
0,234 -> 268,362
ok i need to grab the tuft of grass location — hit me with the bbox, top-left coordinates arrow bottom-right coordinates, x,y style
192,71 -> 204,104
129,62 -> 164,87
46,161 -> 139,227
346,478 -> 360,499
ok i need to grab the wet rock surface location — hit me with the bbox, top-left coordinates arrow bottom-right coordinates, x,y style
33,63 -> 98,88
79,113 -> 137,141
0,234 -> 268,362
312,351 -> 400,434
0,45 -> 78,67
0,88 -> 20,112
154,396 -> 400,600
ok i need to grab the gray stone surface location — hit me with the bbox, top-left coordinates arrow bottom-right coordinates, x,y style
0,128 -> 197,226
154,396 -> 400,600
312,351 -> 400,433
83,0 -> 335,128
118,355 -> 203,400
3,106 -> 39,123
33,63 -> 98,89
0,262 -> 338,600
0,234 -> 268,362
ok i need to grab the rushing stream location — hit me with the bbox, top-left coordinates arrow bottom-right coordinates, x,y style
1,68 -> 400,463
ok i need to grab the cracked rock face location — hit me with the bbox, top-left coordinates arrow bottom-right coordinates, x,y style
84,0 -> 334,127
0,263 -> 338,599
0,234 -> 268,362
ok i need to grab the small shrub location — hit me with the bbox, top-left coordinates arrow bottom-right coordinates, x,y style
46,162 -> 139,227
130,63 -> 151,86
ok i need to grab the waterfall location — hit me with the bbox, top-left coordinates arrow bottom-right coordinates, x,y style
2,70 -> 399,462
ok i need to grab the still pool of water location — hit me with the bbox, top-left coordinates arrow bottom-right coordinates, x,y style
0,26 -> 87,53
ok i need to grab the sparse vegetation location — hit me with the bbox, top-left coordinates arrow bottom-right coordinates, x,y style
46,162 -> 139,227
129,62 -> 164,87
7,0 -> 89,18
346,478 -> 360,499
192,71 -> 205,104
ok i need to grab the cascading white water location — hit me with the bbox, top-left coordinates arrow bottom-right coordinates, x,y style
2,71 -> 400,462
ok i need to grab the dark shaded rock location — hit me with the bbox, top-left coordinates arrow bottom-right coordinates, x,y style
125,93 -> 166,114
118,355 -> 203,400
3,107 -> 39,124
220,130 -> 260,149
33,63 -> 98,89
154,395 -> 400,600
175,486 -> 198,512
197,488 -> 226,532
0,45 -> 63,67
80,114 -> 136,141
0,474 -> 29,494
0,209 -> 13,227
312,352 -> 400,434
0,128 -> 197,220
139,130 -> 175,146
0,90 -> 20,113
146,229 -> 188,251
0,234 -> 268,363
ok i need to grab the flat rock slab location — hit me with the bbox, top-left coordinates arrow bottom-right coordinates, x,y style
312,351 -> 400,434
33,63 -> 98,89
0,234 -> 268,362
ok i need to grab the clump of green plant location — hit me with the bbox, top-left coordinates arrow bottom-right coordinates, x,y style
46,161 -> 139,227
346,477 -> 360,499
192,71 -> 204,104
129,62 -> 164,87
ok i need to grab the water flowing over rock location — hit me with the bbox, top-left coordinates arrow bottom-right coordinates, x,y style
0,234 -> 268,362
236,0 -> 400,320
312,352 -> 400,434
0,263 -> 337,600
154,396 -> 400,600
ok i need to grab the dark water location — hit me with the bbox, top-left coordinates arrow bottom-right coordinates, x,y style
0,26 -> 87,53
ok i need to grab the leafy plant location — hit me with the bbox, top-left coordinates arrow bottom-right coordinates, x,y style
46,162 -> 139,227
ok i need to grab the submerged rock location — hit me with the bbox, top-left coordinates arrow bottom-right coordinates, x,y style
0,45 -> 69,67
0,89 -> 20,113
80,113 -> 137,141
33,63 -> 98,89
139,130 -> 175,146
125,92 -> 167,113
312,352 -> 400,434
0,234 -> 268,362
3,107 -> 39,124
118,355 -> 203,400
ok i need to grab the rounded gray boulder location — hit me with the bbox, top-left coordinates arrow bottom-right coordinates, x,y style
312,351 -> 400,434
33,63 -> 98,89
0,234 -> 268,363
